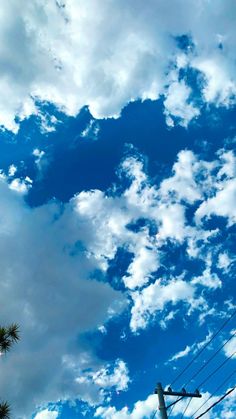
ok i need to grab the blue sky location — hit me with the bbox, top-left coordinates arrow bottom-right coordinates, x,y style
0,2 -> 236,419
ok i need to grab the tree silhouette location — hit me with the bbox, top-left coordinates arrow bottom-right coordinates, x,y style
0,324 -> 19,419
0,402 -> 10,419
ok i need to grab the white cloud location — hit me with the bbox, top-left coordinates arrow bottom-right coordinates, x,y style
123,236 -> 159,289
195,178 -> 236,226
0,177 -> 127,417
191,268 -> 222,290
1,1 -> 236,132
193,57 -> 236,106
223,330 -> 236,359
96,391 -> 232,419
9,177 -> 32,194
68,147 -> 236,332
1,145 -> 235,416
8,164 -> 17,177
33,148 -> 50,180
34,410 -> 59,419
95,393 -> 157,419
80,120 -> 100,140
164,80 -> 200,127
217,252 -> 232,271
81,359 -> 130,392
160,150 -> 202,204
169,345 -> 191,362
130,278 -> 195,332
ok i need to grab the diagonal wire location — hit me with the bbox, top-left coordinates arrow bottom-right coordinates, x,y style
180,397 -> 193,419
151,395 -> 185,418
150,409 -> 157,419
168,396 -> 181,416
183,330 -> 236,388
197,349 -> 236,389
170,308 -> 236,387
154,310 -> 236,418
168,310 -> 236,418
190,368 -> 236,418
194,387 -> 235,419
167,395 -> 185,410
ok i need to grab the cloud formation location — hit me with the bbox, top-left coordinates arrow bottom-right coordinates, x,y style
95,391 -> 236,419
0,178 -> 127,418
0,143 -> 235,417
1,0 -> 236,132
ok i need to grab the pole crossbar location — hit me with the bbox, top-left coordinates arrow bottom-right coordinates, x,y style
163,390 -> 201,398
155,383 -> 202,419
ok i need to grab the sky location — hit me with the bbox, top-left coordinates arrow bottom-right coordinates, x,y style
0,1 -> 236,418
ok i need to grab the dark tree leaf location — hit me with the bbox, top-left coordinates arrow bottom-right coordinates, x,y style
0,401 -> 10,419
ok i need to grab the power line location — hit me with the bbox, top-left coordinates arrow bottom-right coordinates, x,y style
194,387 -> 235,419
150,408 -> 157,419
170,332 -> 236,418
184,330 -> 236,388
180,397 -> 193,419
190,368 -> 236,418
170,308 -> 236,387
166,395 -> 185,410
197,349 -> 236,389
154,383 -> 201,419
154,309 -> 236,418
168,397 -> 179,416
151,392 -> 185,417
168,310 -> 236,417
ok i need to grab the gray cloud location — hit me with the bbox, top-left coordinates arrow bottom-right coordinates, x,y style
0,179 -> 126,418
0,0 -> 236,132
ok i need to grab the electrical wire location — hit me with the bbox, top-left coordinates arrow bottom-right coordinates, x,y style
151,394 -> 185,418
168,396 -> 180,416
183,330 -> 236,388
180,397 -> 193,419
190,368 -> 236,418
194,387 -> 235,419
168,310 -> 236,417
167,395 -> 185,410
150,408 -> 157,419
197,349 -> 236,389
175,331 -> 236,417
153,310 -> 236,418
170,308 -> 236,387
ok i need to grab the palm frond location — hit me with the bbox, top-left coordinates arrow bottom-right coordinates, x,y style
0,401 -> 10,419
6,324 -> 20,342
0,339 -> 12,353
0,324 -> 20,353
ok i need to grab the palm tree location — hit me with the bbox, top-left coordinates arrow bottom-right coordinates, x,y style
0,402 -> 10,419
0,324 -> 20,418
0,324 -> 19,353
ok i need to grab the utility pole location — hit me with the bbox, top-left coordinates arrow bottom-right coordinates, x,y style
155,383 -> 202,418
156,383 -> 168,419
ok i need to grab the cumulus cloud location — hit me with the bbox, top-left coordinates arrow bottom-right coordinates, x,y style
95,389 -> 236,419
223,330 -> 236,359
1,0 -> 236,132
34,410 -> 59,419
217,252 -> 233,271
75,359 -> 129,393
95,390 -> 235,419
0,145 -> 235,416
71,146 -> 236,332
95,393 -> 158,419
195,178 -> 236,225
0,177 -> 127,418
164,80 -> 200,127
191,268 -> 222,290
130,278 -> 195,332
169,345 -> 191,362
